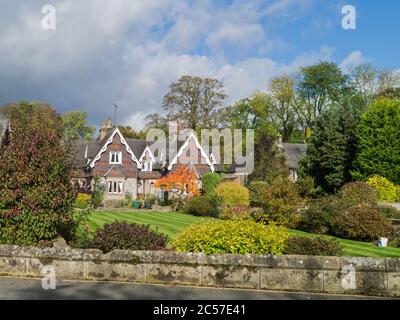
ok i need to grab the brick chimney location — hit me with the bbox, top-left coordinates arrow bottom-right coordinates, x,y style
98,118 -> 113,141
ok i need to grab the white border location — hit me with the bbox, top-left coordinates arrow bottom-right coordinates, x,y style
167,133 -> 215,172
89,127 -> 141,169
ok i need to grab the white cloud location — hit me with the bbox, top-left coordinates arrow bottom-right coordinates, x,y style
340,51 -> 368,73
0,0 -> 359,131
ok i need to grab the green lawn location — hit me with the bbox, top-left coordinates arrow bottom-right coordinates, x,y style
87,210 -> 400,258
87,210 -> 213,239
289,229 -> 400,258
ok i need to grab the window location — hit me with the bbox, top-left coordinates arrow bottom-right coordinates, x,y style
107,180 -> 123,194
142,160 -> 152,172
109,151 -> 122,164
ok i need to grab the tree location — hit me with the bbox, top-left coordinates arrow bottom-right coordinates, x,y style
0,103 -> 76,245
349,63 -> 379,104
201,172 -> 221,194
163,75 -> 227,130
299,96 -> 364,193
295,62 -> 347,139
118,126 -> 145,139
248,131 -> 289,183
267,76 -> 297,142
155,165 -> 199,205
61,111 -> 95,140
2,101 -> 64,136
352,98 -> 400,184
144,113 -> 168,132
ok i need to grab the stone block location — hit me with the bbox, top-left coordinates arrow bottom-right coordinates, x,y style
202,265 -> 259,289
146,263 -> 201,285
260,269 -> 324,292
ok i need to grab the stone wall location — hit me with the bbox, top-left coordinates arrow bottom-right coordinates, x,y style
0,244 -> 399,297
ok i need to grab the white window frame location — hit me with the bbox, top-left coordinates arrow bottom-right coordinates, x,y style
142,160 -> 152,172
109,151 -> 122,164
107,180 -> 123,194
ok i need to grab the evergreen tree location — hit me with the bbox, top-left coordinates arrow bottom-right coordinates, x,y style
352,98 -> 400,184
300,96 -> 364,193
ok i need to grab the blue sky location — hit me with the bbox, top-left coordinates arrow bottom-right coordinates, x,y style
0,0 -> 399,129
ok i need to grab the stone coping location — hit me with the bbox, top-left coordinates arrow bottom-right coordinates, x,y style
0,244 -> 399,297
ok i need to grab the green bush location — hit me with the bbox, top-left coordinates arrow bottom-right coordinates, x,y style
397,186 -> 400,202
299,196 -> 339,235
250,178 -> 303,228
104,200 -> 124,208
284,236 -> 344,256
214,181 -> 250,207
366,175 -> 397,203
91,178 -> 105,209
379,205 -> 400,220
219,205 -> 253,220
183,194 -> 220,217
338,182 -> 378,207
201,173 -> 221,194
171,219 -> 288,255
248,181 -> 269,207
295,175 -> 316,198
90,222 -> 167,253
0,103 -> 76,246
74,193 -> 91,209
331,204 -> 393,241
352,98 -> 400,185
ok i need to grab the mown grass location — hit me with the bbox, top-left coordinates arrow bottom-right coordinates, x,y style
87,210 -> 213,239
289,229 -> 400,258
87,210 -> 400,257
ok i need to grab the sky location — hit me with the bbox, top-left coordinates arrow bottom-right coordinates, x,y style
0,0 -> 399,130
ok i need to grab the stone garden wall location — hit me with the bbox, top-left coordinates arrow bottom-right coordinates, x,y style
0,244 -> 399,297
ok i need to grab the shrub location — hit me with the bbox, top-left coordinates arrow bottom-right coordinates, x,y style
0,103 -> 76,246
91,178 -> 105,209
299,196 -> 339,235
338,182 -> 378,207
214,181 -> 250,207
284,236 -> 344,256
90,222 -> 167,253
251,178 -> 303,228
171,219 -> 288,255
219,205 -> 252,220
104,200 -> 124,208
295,175 -> 316,198
353,98 -> 400,184
331,204 -> 393,241
389,236 -> 400,248
397,186 -> 400,202
366,175 -> 397,203
379,205 -> 400,220
183,194 -> 220,217
74,193 -> 91,209
201,172 -> 221,194
248,181 -> 269,207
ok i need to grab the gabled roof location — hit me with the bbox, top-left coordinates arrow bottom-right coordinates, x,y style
89,127 -> 141,169
71,129 -> 215,173
282,143 -> 307,169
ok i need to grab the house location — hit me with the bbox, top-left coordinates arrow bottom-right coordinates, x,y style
71,119 -> 245,203
281,143 -> 307,181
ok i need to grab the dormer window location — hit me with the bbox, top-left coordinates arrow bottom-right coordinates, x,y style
142,160 -> 152,172
109,151 -> 122,164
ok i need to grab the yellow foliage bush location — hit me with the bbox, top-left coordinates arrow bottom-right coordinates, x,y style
366,175 -> 397,202
74,193 -> 91,209
171,219 -> 288,255
214,181 -> 250,207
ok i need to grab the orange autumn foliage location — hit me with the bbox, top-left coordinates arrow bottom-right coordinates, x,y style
155,166 -> 199,196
